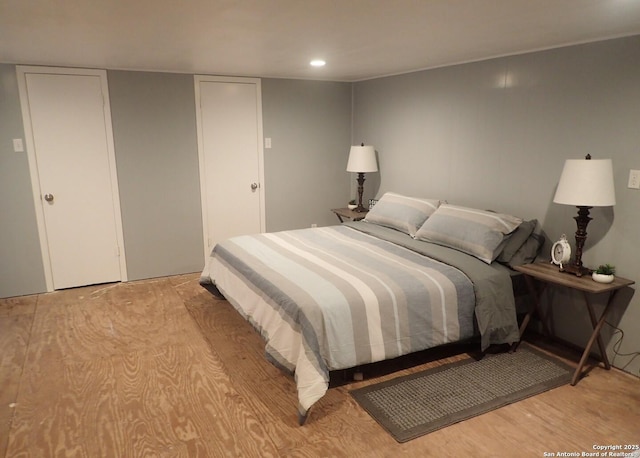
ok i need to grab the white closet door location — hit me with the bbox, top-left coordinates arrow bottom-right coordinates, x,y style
19,67 -> 126,290
195,76 -> 265,257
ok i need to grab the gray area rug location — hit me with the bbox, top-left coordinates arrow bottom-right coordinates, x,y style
350,344 -> 573,442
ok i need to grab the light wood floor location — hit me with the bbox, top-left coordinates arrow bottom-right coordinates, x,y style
1,274 -> 638,457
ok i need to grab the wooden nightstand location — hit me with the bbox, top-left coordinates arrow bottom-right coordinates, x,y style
331,207 -> 368,223
512,262 -> 634,385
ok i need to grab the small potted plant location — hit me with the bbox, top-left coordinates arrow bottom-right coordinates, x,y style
592,264 -> 615,284
348,199 -> 357,210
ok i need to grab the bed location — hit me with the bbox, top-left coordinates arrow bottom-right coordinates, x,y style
199,193 -> 544,424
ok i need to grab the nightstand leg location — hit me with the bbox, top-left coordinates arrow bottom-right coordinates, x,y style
517,275 -> 552,340
571,291 -> 617,385
518,275 -> 537,339
582,291 -> 612,370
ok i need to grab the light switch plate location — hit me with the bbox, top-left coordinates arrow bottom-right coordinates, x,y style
13,138 -> 24,152
628,169 -> 640,189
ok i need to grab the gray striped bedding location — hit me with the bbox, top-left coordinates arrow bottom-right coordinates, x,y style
200,221 -> 520,423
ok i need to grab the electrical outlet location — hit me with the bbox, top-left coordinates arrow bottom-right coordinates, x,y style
628,169 -> 640,189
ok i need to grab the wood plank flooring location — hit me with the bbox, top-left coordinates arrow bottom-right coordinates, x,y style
1,274 -> 638,457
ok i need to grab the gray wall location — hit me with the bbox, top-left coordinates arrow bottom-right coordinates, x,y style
108,70 -> 204,280
353,36 -> 640,376
262,78 -> 352,231
0,64 -> 47,297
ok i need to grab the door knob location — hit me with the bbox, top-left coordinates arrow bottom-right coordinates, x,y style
44,193 -> 54,203
250,182 -> 258,191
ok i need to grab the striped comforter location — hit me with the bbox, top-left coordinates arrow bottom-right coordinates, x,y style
200,222 -> 519,422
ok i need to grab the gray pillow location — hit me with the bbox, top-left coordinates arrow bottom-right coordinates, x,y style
497,219 -> 537,264
415,204 -> 522,264
508,222 -> 546,267
364,192 -> 442,236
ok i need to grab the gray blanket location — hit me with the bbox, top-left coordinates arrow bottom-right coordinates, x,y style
200,222 -> 520,420
345,221 -> 520,350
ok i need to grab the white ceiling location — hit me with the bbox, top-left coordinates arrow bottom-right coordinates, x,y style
2,0 -> 640,82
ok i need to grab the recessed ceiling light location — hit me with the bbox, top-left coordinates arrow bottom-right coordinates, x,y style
310,59 -> 326,67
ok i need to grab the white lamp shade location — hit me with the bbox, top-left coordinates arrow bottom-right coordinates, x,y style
346,145 -> 378,173
553,158 -> 616,207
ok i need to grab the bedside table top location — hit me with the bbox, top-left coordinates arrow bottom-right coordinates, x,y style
331,207 -> 368,220
513,262 -> 634,293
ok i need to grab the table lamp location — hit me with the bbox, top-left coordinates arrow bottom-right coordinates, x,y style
346,143 -> 378,212
553,154 -> 616,276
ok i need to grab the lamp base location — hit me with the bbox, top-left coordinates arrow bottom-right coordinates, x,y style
559,205 -> 594,278
354,172 -> 368,213
559,263 -> 591,277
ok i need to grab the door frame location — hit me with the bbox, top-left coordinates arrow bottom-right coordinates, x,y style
16,65 -> 128,292
194,75 -> 266,260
